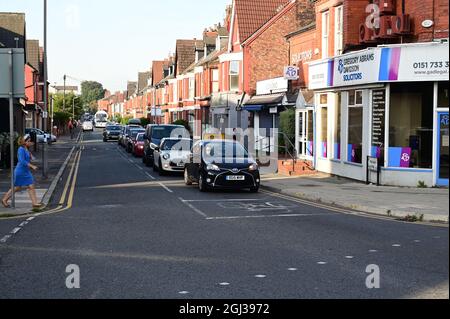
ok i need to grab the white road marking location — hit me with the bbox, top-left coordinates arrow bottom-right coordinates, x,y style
178,198 -> 208,218
11,228 -> 21,234
255,275 -> 267,278
392,244 -> 401,247
19,221 -> 28,227
288,268 -> 298,271
159,183 -> 173,193
218,282 -> 230,286
414,240 -> 421,243
182,199 -> 261,203
206,213 -> 327,220
0,235 -> 11,243
317,262 -> 328,265
369,250 -> 378,253
27,217 -> 35,221
178,291 -> 189,295
345,256 -> 354,259
145,172 -> 156,180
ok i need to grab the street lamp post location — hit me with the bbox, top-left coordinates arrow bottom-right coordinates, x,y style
72,96 -> 79,119
42,0 -> 49,179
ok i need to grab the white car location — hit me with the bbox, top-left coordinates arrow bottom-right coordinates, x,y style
82,121 -> 94,132
153,138 -> 192,175
25,128 -> 57,144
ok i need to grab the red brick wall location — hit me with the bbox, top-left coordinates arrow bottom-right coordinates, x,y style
245,5 -> 294,94
289,28 -> 318,88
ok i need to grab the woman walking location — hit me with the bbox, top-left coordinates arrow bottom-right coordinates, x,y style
2,135 -> 43,209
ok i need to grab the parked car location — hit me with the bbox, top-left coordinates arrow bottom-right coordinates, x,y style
25,128 -> 57,144
82,121 -> 94,132
118,125 -> 141,147
184,140 -> 260,192
103,124 -> 122,142
153,138 -> 193,175
126,128 -> 146,153
132,133 -> 146,157
143,124 -> 189,167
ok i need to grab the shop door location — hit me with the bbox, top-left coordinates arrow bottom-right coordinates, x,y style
298,110 -> 314,158
437,112 -> 449,186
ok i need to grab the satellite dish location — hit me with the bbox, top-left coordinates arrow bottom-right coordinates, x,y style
422,20 -> 434,28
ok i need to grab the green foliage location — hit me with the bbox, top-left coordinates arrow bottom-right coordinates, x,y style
51,93 -> 84,118
279,108 -> 296,155
140,117 -> 150,127
173,119 -> 191,134
417,181 -> 428,188
114,113 -> 123,124
121,116 -> 133,125
53,111 -> 72,127
81,81 -> 106,107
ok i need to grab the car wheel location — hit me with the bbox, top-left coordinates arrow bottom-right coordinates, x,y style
158,160 -> 165,176
198,173 -> 208,192
250,186 -> 260,193
184,168 -> 193,186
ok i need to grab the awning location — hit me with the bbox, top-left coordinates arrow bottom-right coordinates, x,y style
242,105 -> 263,112
244,93 -> 285,106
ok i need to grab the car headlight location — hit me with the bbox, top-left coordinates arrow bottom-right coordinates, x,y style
162,153 -> 170,160
207,164 -> 221,172
249,163 -> 259,171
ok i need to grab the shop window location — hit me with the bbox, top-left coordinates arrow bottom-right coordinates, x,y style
307,110 -> 314,157
229,61 -> 239,91
389,83 -> 434,169
319,94 -> 328,158
438,82 -> 449,108
348,90 -> 363,164
333,93 -> 342,160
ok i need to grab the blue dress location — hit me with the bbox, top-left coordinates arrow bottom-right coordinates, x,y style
14,147 -> 34,187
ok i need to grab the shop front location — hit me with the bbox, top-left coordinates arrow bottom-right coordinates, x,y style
308,42 -> 449,187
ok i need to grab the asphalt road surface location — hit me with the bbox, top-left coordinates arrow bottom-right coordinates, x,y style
0,129 -> 448,299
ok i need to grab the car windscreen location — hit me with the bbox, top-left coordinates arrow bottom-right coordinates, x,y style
136,134 -> 145,142
152,127 -> 186,140
203,142 -> 249,159
130,130 -> 145,138
162,140 -> 192,151
106,126 -> 121,131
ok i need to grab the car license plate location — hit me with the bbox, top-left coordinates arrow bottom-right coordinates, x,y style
177,162 -> 185,167
226,176 -> 245,181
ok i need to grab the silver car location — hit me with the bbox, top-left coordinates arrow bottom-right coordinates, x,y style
25,128 -> 57,144
153,138 -> 192,175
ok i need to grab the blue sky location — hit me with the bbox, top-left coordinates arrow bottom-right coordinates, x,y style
1,0 -> 231,91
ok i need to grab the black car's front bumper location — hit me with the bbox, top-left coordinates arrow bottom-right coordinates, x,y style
205,169 -> 260,189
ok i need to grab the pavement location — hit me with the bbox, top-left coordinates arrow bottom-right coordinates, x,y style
261,174 -> 449,223
0,130 -> 80,217
0,129 -> 447,299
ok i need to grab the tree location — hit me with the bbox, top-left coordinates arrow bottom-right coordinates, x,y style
279,108 -> 296,155
81,81 -> 106,108
51,93 -> 84,118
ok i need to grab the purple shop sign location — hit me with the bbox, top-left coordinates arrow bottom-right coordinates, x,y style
400,148 -> 412,168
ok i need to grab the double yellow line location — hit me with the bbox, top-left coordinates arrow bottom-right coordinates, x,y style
39,135 -> 84,216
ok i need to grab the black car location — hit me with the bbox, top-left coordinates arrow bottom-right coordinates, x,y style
143,124 -> 189,167
184,140 -> 260,192
103,125 -> 123,142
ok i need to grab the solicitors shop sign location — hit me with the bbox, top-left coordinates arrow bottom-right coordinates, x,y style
332,50 -> 381,87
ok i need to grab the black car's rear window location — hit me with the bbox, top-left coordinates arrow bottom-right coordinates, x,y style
152,126 -> 186,140
106,126 -> 121,131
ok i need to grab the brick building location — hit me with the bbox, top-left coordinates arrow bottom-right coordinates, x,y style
306,0 -> 449,187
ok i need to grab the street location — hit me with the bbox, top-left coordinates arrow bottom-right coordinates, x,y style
0,129 -> 448,299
